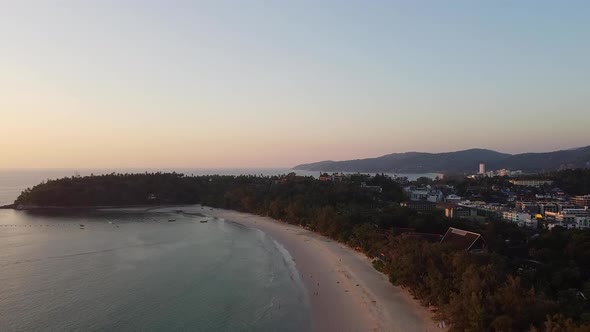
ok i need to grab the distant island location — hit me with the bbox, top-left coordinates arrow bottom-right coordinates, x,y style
293,145 -> 590,174
8,170 -> 590,330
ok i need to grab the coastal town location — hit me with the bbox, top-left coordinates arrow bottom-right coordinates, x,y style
407,165 -> 589,231
318,163 -> 590,232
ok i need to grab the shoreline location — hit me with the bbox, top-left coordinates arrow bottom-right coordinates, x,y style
5,203 -> 444,331
197,205 -> 442,332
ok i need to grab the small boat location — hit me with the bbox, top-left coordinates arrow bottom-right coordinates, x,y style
200,220 -> 208,223
168,219 -> 176,222
79,224 -> 85,227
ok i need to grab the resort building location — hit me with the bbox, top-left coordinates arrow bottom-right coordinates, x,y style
442,204 -> 477,219
404,187 -> 443,203
516,201 -> 576,216
509,179 -> 553,187
360,182 -> 383,193
571,195 -> 590,208
547,222 -> 577,230
401,200 -> 437,212
427,190 -> 443,203
545,208 -> 589,223
408,189 -> 429,201
576,217 -> 590,230
547,217 -> 589,231
502,211 -> 533,225
562,207 -> 590,217
440,227 -> 485,251
445,194 -> 462,202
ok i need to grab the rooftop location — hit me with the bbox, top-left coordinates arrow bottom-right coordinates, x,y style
440,227 -> 485,251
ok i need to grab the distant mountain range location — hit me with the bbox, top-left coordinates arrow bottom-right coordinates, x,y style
293,146 -> 590,174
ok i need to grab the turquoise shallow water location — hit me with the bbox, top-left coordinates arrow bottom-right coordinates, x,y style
0,207 -> 311,331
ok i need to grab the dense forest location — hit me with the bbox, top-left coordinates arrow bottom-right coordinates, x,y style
548,169 -> 590,196
12,172 -> 590,331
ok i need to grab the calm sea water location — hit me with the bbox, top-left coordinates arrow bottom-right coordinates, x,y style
0,168 -> 439,206
0,206 -> 310,331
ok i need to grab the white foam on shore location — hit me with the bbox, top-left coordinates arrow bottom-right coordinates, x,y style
197,205 -> 443,332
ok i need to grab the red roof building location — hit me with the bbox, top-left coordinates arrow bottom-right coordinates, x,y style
440,227 -> 485,251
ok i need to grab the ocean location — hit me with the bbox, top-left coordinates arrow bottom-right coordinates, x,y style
0,206 -> 310,331
0,168 -> 440,206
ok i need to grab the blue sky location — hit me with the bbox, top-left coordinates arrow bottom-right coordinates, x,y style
1,1 -> 589,168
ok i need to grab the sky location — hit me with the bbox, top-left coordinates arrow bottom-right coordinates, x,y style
1,1 -> 589,168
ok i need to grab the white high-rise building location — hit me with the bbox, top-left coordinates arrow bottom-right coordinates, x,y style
479,163 -> 486,174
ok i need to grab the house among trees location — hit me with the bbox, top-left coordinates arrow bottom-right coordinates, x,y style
275,172 -> 302,184
360,182 -> 383,193
440,227 -> 486,251
318,172 -> 350,182
400,200 -> 437,211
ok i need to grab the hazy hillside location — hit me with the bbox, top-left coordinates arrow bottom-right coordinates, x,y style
293,146 -> 590,174
490,146 -> 590,172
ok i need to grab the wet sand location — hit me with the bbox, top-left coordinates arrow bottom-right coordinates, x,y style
197,206 -> 442,332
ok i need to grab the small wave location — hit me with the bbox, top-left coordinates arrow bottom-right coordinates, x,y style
246,296 -> 276,328
0,241 -> 168,267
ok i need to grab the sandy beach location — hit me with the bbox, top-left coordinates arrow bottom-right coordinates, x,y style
196,206 -> 442,332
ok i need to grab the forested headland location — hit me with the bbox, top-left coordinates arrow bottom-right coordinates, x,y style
12,172 -> 590,331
